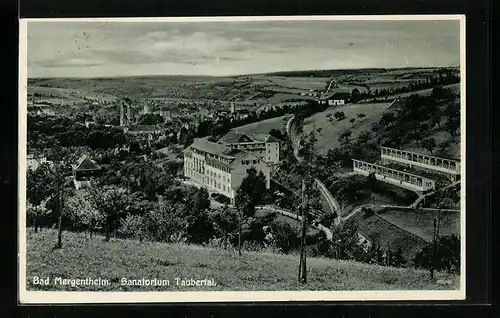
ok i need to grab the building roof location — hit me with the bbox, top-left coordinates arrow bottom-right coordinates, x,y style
185,137 -> 235,158
185,137 -> 270,172
319,91 -> 351,100
72,154 -> 101,171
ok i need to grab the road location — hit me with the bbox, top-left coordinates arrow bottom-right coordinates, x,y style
257,205 -> 333,240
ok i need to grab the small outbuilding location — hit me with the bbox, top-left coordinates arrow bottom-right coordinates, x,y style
72,154 -> 102,190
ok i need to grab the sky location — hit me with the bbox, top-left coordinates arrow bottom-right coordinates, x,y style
26,19 -> 461,78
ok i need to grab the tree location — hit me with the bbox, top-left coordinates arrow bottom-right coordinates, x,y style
272,221 -> 300,254
209,205 -> 239,249
268,128 -> 284,141
389,247 -> 406,267
350,88 -> 361,103
421,138 -> 437,155
349,118 -> 356,124
27,197 -> 52,233
66,192 -> 105,239
235,167 -> 267,214
379,112 -> 396,127
414,234 -> 460,274
338,130 -> 352,145
330,220 -> 364,261
357,113 -> 366,119
182,187 -> 214,244
86,184 -> 129,241
235,193 -> 252,255
334,111 -> 346,121
27,162 -> 58,232
137,114 -> 164,125
119,215 -> 146,242
431,86 -> 453,101
445,103 -> 460,141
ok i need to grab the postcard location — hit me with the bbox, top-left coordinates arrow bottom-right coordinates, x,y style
18,15 -> 466,303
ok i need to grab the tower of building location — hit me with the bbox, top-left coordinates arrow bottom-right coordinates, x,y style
230,102 -> 235,114
120,103 -> 126,126
143,104 -> 150,115
127,104 -> 132,126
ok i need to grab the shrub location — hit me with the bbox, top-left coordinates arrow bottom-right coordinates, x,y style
413,234 -> 460,274
213,193 -> 231,204
272,221 -> 300,254
334,111 -> 346,121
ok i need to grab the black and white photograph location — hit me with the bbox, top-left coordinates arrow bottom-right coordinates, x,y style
18,16 -> 465,303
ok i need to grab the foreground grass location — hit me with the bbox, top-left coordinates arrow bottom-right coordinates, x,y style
26,229 -> 459,292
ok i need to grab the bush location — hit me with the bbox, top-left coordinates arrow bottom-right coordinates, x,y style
413,234 -> 460,274
334,111 -> 346,121
118,215 -> 145,241
213,193 -> 231,204
362,207 -> 375,218
271,221 -> 300,254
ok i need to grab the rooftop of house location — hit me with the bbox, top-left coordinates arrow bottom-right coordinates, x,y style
185,137 -> 269,169
319,91 -> 351,100
185,137 -> 235,158
72,154 -> 101,171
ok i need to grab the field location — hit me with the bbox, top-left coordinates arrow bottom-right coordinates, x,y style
377,209 -> 461,242
25,229 -> 458,291
233,115 -> 289,136
28,67 -> 458,113
302,102 -> 394,155
349,213 -> 429,262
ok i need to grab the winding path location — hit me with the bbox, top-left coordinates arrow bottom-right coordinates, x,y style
257,205 -> 333,240
286,116 -> 342,225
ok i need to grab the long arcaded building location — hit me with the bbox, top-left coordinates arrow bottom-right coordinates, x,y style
380,146 -> 460,181
352,159 -> 436,193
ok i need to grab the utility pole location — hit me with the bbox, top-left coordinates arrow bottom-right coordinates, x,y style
431,219 -> 436,279
298,179 -> 308,284
238,207 -> 242,256
56,163 -> 63,249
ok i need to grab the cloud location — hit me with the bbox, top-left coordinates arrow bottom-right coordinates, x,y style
33,57 -> 105,68
27,20 -> 461,78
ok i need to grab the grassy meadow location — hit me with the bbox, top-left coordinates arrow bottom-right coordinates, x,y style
233,115 -> 289,136
25,229 -> 459,292
302,102 -> 393,155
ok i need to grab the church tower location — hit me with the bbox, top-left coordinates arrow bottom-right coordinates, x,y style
120,103 -> 126,126
127,104 -> 132,125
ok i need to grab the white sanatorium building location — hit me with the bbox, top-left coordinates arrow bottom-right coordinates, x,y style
183,131 -> 281,203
